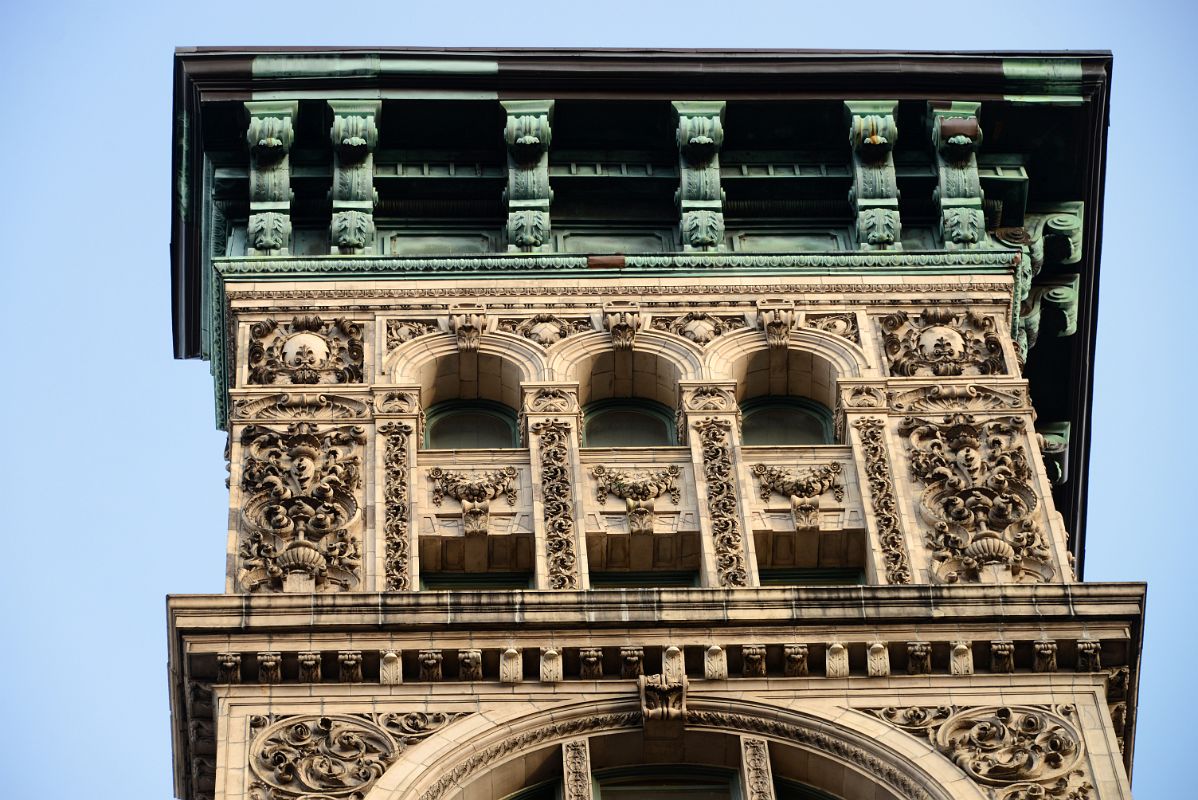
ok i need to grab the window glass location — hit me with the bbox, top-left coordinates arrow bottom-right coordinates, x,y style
584,402 -> 675,447
741,398 -> 832,445
425,405 -> 517,449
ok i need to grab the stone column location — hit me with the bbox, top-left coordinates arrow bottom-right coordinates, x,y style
678,381 -> 757,587
523,384 -> 589,590
739,736 -> 777,800
929,101 -> 985,249
846,100 -> 901,250
502,100 -> 554,251
329,100 -> 380,254
244,101 -> 297,256
673,101 -> 726,251
374,386 -> 423,591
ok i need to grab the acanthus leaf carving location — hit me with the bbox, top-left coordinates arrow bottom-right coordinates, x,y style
806,312 -> 861,344
693,417 -> 748,587
592,465 -> 681,535
639,673 -> 688,737
852,418 -> 913,584
380,421 -> 413,591
386,319 -> 440,351
232,392 -> 369,421
604,303 -> 641,351
448,308 -> 486,352
751,462 -> 844,532
248,316 -> 364,385
532,419 -> 580,589
881,308 -> 1006,377
652,311 -> 746,346
756,306 -> 794,349
899,413 -> 1054,583
497,313 -> 592,347
429,466 -> 519,536
238,422 -> 365,593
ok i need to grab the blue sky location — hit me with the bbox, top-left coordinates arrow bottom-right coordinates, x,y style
0,1 -> 1193,797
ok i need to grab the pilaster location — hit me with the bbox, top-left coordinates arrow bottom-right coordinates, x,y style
375,386 -> 423,591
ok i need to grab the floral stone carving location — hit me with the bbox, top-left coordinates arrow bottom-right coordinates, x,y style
592,465 -> 681,535
881,308 -> 1005,377
381,422 -> 413,590
497,314 -> 592,347
652,312 -> 747,345
532,420 -> 580,588
385,319 -> 439,351
238,423 -> 365,592
429,466 -> 518,536
751,462 -> 844,531
899,413 -> 1054,583
694,417 -> 748,587
248,316 -> 364,385
248,712 -> 469,800
852,418 -> 913,584
807,312 -> 861,344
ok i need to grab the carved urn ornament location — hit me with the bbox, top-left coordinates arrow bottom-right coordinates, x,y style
900,414 -> 1054,583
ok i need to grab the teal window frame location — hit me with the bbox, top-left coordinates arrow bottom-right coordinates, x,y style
582,399 -> 678,447
739,396 -> 835,446
423,400 -> 520,450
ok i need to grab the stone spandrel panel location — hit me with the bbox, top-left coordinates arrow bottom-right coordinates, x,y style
238,316 -> 370,388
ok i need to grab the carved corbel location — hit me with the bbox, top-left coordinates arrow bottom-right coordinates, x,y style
1037,421 -> 1071,486
826,642 -> 849,678
742,645 -> 767,678
756,300 -> 795,349
257,652 -> 282,684
339,651 -> 362,683
673,101 -> 726,250
704,645 -> 728,679
429,466 -> 518,536
216,652 -> 241,684
603,301 -> 642,351
620,647 -> 644,679
1077,639 -> 1102,672
847,101 -> 901,250
448,305 -> 487,353
580,648 -> 604,680
750,463 -> 844,532
419,649 -> 443,682
907,641 -> 932,675
867,642 -> 890,677
328,100 -> 380,253
929,102 -> 986,249
298,651 -> 322,682
951,641 -> 974,675
593,465 -> 680,535
379,650 -> 403,685
1035,639 -> 1059,672
541,647 -> 563,683
784,644 -> 809,677
991,640 -> 1015,673
501,648 -> 523,684
1021,274 -> 1080,357
639,673 -> 688,739
502,100 -> 554,251
460,649 -> 484,681
244,101 -> 297,255
663,645 -> 685,683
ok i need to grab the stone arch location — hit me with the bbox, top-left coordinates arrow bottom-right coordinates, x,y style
704,328 -> 867,412
546,330 -> 703,409
366,696 -> 982,800
384,331 -> 547,412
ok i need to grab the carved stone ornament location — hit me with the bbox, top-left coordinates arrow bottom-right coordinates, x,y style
907,641 -> 932,675
742,645 -> 767,678
429,466 -> 519,536
233,393 -> 369,421
419,650 -> 443,682
843,385 -> 886,409
380,650 -> 403,686
338,651 -> 362,683
380,422 -> 413,591
694,417 -> 748,587
460,649 -> 483,681
526,387 -> 579,414
298,651 -> 321,682
899,414 -> 1054,583
449,307 -> 485,352
682,384 -> 736,412
503,101 -> 553,251
852,418 -> 913,584
580,647 -> 604,679
848,101 -> 901,251
248,316 -> 364,385
757,306 -> 794,348
784,644 -> 809,677
652,311 -> 747,345
639,673 -> 688,735
674,101 -> 726,251
751,462 -> 844,531
248,712 -> 469,800
604,304 -> 641,351
888,384 -> 1025,413
258,652 -> 282,684
807,312 -> 861,344
881,308 -> 1006,377
562,739 -> 593,800
386,319 -> 439,351
875,705 -> 1092,800
238,423 -> 365,593
498,313 -> 592,347
991,641 -> 1015,673
620,646 -> 645,678
328,100 -> 380,254
741,737 -> 775,800
532,420 -> 580,589
375,390 -> 418,415
593,465 -> 681,535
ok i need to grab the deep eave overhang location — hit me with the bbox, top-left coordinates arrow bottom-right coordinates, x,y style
169,46 -> 1112,574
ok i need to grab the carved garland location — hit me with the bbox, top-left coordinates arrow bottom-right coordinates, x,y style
694,417 -> 748,587
852,418 -> 913,584
532,420 -> 580,589
593,465 -> 681,535
429,466 -> 519,536
381,422 -> 413,591
751,462 -> 844,531
869,705 -> 1092,800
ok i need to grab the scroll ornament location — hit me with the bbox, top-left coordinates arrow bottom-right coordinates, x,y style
694,417 -> 748,587
881,308 -> 1005,377
532,420 -> 580,589
238,423 -> 365,592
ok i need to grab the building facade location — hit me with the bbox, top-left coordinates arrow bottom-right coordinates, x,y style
167,49 -> 1143,800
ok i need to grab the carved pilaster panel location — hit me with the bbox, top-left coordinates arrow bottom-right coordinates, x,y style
562,739 -> 593,800
847,101 -> 901,251
503,100 -> 554,251
674,101 -> 726,250
245,101 -> 297,256
740,737 -> 777,800
693,417 -> 749,587
930,101 -> 986,249
381,421 -> 415,591
851,418 -> 913,584
531,419 -> 582,589
237,423 -> 366,593
328,100 -> 380,253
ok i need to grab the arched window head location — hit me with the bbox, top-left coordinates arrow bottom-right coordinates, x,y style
583,399 -> 677,447
424,401 -> 518,449
740,397 -> 834,446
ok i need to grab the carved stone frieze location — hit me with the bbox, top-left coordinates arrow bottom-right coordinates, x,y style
233,392 -> 369,420
852,418 -> 913,584
652,311 -> 747,345
497,313 -> 592,347
693,417 -> 748,587
248,712 -> 469,800
751,462 -> 844,531
238,423 -> 365,593
429,466 -> 519,536
881,308 -> 1006,377
899,413 -> 1054,583
592,465 -> 681,535
806,312 -> 861,344
532,420 -> 581,589
888,384 -> 1026,413
385,319 -> 440,351
380,422 -> 413,591
248,316 -> 364,385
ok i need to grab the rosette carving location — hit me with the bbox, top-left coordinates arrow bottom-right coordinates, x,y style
238,423 -> 365,592
899,413 -> 1054,583
881,308 -> 1005,377
429,466 -> 518,536
532,420 -> 580,589
592,465 -> 681,535
248,316 -> 364,385
694,417 -> 747,587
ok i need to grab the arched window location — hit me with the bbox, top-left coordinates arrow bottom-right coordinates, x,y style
740,397 -> 834,446
424,401 -> 519,449
583,400 -> 677,447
